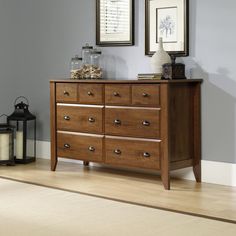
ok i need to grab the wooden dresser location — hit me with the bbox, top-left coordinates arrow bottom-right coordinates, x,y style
50,79 -> 202,190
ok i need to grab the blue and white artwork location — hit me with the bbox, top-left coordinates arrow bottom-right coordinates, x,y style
157,7 -> 177,43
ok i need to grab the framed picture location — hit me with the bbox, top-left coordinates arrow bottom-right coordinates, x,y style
145,0 -> 189,56
96,0 -> 134,46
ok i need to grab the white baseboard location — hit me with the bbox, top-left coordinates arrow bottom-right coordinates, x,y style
35,141 -> 236,187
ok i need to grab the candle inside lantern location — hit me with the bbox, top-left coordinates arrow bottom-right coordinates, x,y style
16,131 -> 23,159
0,133 -> 10,161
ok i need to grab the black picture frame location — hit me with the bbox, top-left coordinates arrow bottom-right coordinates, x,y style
145,0 -> 189,57
96,0 -> 134,46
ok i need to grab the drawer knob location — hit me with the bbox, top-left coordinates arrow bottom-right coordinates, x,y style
64,144 -> 70,149
114,119 -> 121,125
88,146 -> 95,152
64,91 -> 69,96
114,149 -> 122,155
143,152 -> 151,158
87,91 -> 93,96
142,93 -> 149,97
142,121 -> 150,126
113,92 -> 120,97
64,116 -> 70,121
88,117 -> 95,123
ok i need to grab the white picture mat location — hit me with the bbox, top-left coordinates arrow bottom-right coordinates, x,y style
149,0 -> 184,52
99,0 -> 131,42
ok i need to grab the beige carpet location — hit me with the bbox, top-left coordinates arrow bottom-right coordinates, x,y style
0,159 -> 236,224
0,178 -> 236,236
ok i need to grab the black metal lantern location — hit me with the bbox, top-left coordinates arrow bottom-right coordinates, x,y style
0,114 -> 15,165
7,97 -> 36,164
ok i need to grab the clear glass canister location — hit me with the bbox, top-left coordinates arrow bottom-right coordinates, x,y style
70,55 -> 82,79
90,49 -> 102,79
82,43 -> 93,65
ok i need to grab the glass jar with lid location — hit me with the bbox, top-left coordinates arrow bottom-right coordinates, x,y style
82,43 -> 93,65
70,55 -> 82,79
90,49 -> 102,79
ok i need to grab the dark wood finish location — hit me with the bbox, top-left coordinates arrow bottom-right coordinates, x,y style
132,84 -> 160,107
50,83 -> 57,171
50,79 -> 202,190
78,84 -> 104,104
105,137 -> 160,169
56,83 -> 77,102
105,85 -> 131,105
105,107 -> 160,139
160,84 -> 170,190
192,83 -> 201,182
57,132 -> 103,162
57,105 -> 103,134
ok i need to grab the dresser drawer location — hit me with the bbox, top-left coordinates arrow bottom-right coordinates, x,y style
105,137 -> 160,170
56,83 -> 77,102
105,85 -> 131,105
132,85 -> 160,107
78,84 -> 104,104
57,105 -> 103,134
105,107 -> 160,138
57,132 -> 104,162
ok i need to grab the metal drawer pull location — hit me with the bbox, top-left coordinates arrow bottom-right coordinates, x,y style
88,117 -> 95,123
143,152 -> 151,158
114,119 -> 121,125
113,92 -> 120,97
142,93 -> 149,97
87,91 -> 93,96
63,91 -> 69,96
64,144 -> 70,149
88,146 -> 95,152
142,121 -> 150,126
114,149 -> 122,155
64,116 -> 70,121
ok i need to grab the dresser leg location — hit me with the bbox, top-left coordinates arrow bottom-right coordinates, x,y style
83,161 -> 90,166
51,158 -> 58,171
193,163 -> 201,182
161,171 -> 170,190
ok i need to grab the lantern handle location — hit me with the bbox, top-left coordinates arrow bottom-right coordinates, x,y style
14,96 -> 29,106
0,114 -> 8,122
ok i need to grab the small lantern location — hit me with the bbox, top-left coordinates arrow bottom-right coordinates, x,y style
7,97 -> 36,164
0,114 -> 15,165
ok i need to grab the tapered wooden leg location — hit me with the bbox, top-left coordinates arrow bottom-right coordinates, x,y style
193,163 -> 201,182
51,157 -> 58,171
161,170 -> 170,190
83,161 -> 90,166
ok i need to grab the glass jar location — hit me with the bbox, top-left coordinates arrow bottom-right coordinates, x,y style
70,55 -> 82,79
81,43 -> 93,65
90,49 -> 102,79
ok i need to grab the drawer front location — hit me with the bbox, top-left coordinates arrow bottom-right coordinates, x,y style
105,107 -> 160,138
132,85 -> 160,106
78,84 -> 104,104
105,137 -> 160,170
57,105 -> 103,134
105,85 -> 131,105
56,83 -> 77,102
57,132 -> 103,162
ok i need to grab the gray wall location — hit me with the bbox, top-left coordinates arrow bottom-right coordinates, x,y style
0,0 -> 236,163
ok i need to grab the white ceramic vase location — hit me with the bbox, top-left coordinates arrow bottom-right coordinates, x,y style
150,37 -> 171,74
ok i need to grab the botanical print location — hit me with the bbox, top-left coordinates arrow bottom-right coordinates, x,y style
156,7 -> 177,43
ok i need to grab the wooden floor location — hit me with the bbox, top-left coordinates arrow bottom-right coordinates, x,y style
0,158 -> 236,223
1,178 -> 236,236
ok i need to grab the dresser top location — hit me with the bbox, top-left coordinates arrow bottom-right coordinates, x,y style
50,79 -> 203,84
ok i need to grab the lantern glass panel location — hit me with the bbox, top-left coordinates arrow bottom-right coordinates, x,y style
0,131 -> 13,162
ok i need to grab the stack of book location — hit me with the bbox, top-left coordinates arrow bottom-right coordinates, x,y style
137,73 -> 162,80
